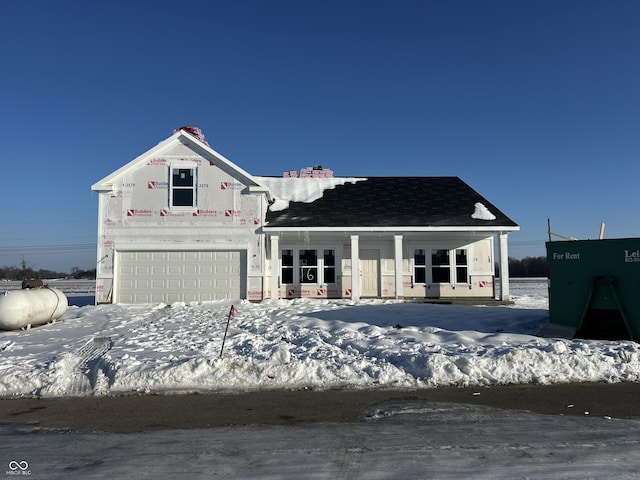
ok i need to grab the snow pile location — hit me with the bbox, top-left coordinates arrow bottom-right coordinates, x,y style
471,202 -> 497,220
256,177 -> 365,211
1,280 -> 640,398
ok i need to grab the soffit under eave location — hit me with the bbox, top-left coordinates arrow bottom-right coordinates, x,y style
262,226 -> 520,233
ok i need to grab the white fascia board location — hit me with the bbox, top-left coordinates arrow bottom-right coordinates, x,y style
91,132 -> 184,192
248,184 -> 271,194
90,129 -> 272,201
92,184 -> 115,193
178,131 -> 273,202
263,225 -> 520,233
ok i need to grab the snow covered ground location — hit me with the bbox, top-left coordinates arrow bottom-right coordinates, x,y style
3,279 -> 640,479
1,278 -> 640,398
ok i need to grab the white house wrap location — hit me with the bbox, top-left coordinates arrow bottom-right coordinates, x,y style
91,127 -> 519,304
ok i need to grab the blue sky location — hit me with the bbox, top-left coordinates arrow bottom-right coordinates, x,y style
1,0 -> 638,273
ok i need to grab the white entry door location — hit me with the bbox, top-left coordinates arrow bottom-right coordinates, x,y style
360,249 -> 380,297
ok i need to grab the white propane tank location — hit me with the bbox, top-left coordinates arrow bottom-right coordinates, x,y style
0,288 -> 68,330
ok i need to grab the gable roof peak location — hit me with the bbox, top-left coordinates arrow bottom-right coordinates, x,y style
92,127 -> 271,200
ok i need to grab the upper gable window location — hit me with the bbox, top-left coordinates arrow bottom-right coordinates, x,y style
169,166 -> 197,208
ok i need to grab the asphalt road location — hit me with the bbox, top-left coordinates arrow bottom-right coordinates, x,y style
1,382 -> 639,433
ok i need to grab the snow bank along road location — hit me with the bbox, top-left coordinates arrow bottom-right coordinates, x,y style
1,279 -> 640,397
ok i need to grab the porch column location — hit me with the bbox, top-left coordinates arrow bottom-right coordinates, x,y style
394,234 -> 403,299
350,234 -> 360,301
498,232 -> 510,301
270,234 -> 279,300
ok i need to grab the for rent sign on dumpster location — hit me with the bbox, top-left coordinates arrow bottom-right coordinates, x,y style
547,238 -> 640,341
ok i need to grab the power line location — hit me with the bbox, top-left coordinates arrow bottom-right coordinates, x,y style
0,244 -> 96,255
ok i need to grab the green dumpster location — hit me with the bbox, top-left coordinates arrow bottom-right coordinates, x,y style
546,238 -> 640,341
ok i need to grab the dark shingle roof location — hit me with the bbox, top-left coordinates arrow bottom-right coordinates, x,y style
264,177 -> 518,228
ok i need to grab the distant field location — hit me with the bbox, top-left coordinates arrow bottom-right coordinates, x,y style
1,278 -> 545,305
0,279 -> 95,299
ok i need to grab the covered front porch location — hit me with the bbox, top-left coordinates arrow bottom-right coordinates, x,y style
265,228 -> 514,302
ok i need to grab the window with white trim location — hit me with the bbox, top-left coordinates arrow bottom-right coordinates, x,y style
169,166 -> 197,208
323,249 -> 336,283
282,249 -> 294,283
281,248 -> 337,284
299,249 -> 318,283
412,247 -> 470,284
455,249 -> 468,283
431,249 -> 450,283
413,249 -> 426,283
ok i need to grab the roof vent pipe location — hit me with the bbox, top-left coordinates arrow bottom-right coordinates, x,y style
174,126 -> 208,145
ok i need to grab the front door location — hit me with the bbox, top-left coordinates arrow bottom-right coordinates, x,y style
360,249 -> 380,297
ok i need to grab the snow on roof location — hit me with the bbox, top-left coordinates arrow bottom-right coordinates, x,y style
255,177 -> 366,212
471,202 -> 497,221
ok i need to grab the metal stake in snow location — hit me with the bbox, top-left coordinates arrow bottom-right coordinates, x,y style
219,305 -> 238,359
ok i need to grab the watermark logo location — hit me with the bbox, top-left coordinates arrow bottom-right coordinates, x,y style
6,461 -> 31,476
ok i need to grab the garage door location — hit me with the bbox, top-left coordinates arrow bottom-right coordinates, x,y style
115,250 -> 246,303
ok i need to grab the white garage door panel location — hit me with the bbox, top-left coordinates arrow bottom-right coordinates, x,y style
116,250 -> 246,304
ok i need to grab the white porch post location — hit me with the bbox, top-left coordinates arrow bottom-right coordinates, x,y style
270,235 -> 279,300
350,234 -> 360,301
394,234 -> 403,299
498,232 -> 510,301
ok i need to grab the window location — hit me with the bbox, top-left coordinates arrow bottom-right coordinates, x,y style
414,249 -> 426,283
280,248 -> 337,284
323,249 -> 336,283
413,247 -> 470,284
455,249 -> 468,283
170,167 -> 196,208
431,249 -> 450,283
281,249 -> 294,283
299,249 -> 318,283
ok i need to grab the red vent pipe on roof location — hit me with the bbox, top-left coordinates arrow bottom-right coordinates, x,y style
174,126 -> 208,145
